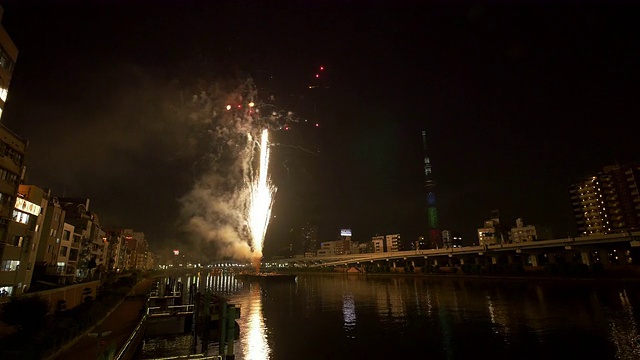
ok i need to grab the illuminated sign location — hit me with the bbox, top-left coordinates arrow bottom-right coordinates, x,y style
14,198 -> 41,216
340,229 -> 352,237
173,250 -> 180,256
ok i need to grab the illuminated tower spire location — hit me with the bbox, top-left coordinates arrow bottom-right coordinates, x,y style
422,130 -> 441,248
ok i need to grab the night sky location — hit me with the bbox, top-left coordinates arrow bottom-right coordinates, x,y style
1,0 -> 638,258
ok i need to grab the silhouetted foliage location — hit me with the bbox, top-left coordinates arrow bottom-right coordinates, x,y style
1,295 -> 49,333
87,256 -> 97,270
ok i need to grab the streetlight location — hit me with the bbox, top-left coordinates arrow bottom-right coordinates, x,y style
87,330 -> 112,359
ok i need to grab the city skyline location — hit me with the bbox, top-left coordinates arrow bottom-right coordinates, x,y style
0,0 -> 638,257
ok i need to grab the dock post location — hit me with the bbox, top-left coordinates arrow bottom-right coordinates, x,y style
201,291 -> 211,354
226,304 -> 237,359
219,298 -> 228,356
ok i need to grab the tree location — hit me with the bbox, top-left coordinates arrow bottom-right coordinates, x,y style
87,256 -> 97,270
0,295 -> 49,333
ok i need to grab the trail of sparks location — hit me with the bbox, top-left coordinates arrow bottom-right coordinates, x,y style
248,128 -> 276,272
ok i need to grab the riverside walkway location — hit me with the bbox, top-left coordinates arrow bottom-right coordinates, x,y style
50,277 -> 154,360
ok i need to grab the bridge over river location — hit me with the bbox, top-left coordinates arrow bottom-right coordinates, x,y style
269,232 -> 640,271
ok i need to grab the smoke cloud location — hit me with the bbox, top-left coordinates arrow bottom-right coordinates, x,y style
177,78 -> 290,261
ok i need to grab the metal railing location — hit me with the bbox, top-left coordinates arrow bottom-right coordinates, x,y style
114,314 -> 147,360
144,355 -> 223,360
147,304 -> 194,316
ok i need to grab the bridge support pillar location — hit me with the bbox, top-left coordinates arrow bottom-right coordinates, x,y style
547,253 -> 557,264
433,259 -> 439,267
460,258 -> 465,265
507,254 -> 515,264
491,256 -> 498,265
564,251 -> 578,263
529,254 -> 539,267
581,251 -> 591,266
598,251 -> 610,265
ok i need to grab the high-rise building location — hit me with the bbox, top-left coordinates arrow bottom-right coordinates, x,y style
339,228 -> 352,255
371,235 -> 384,253
0,124 -> 26,295
0,185 -> 48,295
385,234 -> 400,252
105,228 -> 128,272
509,218 -> 538,243
369,234 -> 400,252
300,223 -> 318,256
33,197 -> 69,285
316,241 -> 336,257
421,130 -> 442,248
122,229 -> 148,271
570,163 -> 640,236
477,210 -> 510,246
58,222 -> 76,279
0,5 -> 18,121
442,230 -> 463,248
0,4 -> 26,296
57,197 -> 107,279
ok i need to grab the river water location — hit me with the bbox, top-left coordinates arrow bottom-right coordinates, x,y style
141,272 -> 640,360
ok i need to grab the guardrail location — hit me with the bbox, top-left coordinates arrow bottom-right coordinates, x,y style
143,355 -> 223,359
114,314 -> 147,360
149,291 -> 181,298
147,304 -> 194,316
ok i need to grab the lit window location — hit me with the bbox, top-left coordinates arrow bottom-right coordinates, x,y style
12,210 -> 29,224
8,236 -> 23,246
1,260 -> 20,271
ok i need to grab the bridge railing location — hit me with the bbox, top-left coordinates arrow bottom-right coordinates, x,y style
295,231 -> 640,267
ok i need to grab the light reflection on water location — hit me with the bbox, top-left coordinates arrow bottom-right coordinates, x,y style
242,284 -> 271,360
198,272 -> 271,359
145,273 -> 640,360
342,292 -> 356,336
610,290 -> 640,359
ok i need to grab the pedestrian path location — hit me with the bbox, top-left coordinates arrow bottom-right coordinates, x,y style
51,277 -> 154,360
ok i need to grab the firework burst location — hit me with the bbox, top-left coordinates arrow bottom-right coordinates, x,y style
179,77 -> 290,265
247,129 -> 276,273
